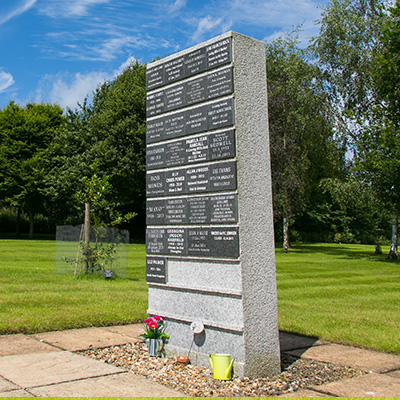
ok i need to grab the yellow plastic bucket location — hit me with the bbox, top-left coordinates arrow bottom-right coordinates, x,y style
208,353 -> 234,380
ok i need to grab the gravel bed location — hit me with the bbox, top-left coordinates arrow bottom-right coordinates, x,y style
79,341 -> 365,397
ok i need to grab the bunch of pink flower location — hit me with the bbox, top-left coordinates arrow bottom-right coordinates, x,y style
141,315 -> 169,339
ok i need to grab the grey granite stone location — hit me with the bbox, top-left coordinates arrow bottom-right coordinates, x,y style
146,31 -> 279,378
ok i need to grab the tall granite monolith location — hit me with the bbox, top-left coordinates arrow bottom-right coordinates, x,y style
145,31 -> 280,377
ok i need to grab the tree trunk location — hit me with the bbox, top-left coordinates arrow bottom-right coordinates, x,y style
388,210 -> 398,259
83,203 -> 90,271
28,210 -> 34,239
283,217 -> 290,253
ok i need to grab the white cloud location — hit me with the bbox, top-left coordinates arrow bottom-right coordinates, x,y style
0,70 -> 14,92
169,0 -> 186,13
191,16 -> 225,43
35,57 -> 136,109
0,0 -> 37,25
39,0 -> 110,18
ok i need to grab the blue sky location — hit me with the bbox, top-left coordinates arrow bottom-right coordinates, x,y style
0,0 -> 328,110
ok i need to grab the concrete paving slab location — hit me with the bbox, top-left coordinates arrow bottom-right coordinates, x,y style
33,326 -> 137,351
279,388 -> 330,396
102,324 -> 141,341
0,334 -> 60,356
0,376 -> 19,392
29,371 -> 187,397
0,351 -> 124,388
279,331 -> 330,352
286,343 -> 400,373
0,389 -> 34,397
311,373 -> 400,397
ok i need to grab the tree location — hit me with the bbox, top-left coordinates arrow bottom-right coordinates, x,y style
369,0 -> 400,257
0,101 -> 64,237
266,31 -> 340,251
43,61 -> 147,235
313,0 -> 400,256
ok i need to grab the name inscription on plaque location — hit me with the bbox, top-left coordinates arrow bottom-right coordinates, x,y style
146,67 -> 233,117
146,257 -> 167,283
146,38 -> 232,90
147,129 -> 235,170
147,194 -> 238,225
146,227 -> 239,258
146,161 -> 237,197
146,98 -> 234,144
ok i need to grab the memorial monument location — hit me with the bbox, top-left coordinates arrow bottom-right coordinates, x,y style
145,31 -> 280,377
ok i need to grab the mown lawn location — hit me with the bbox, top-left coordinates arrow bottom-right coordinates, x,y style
0,240 -> 399,354
276,243 -> 400,354
0,239 -> 148,334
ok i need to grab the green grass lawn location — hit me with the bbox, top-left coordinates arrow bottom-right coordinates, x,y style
276,243 -> 400,354
0,239 -> 148,334
0,239 -> 399,354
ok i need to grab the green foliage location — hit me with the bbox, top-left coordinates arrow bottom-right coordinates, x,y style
266,30 -> 344,247
42,61 -> 146,231
0,101 -> 64,236
313,0 -> 399,250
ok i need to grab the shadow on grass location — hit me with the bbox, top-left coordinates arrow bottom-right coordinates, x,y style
280,243 -> 400,264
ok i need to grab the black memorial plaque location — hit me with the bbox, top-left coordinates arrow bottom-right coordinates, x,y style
185,77 -> 207,106
207,68 -> 233,99
146,118 -> 165,143
185,135 -> 209,164
164,56 -> 185,84
146,101 -> 235,145
187,227 -> 239,258
187,196 -> 208,224
146,145 -> 165,170
209,161 -> 237,191
208,98 -> 234,131
206,37 -> 232,69
147,199 -> 166,225
164,112 -> 186,141
164,198 -> 187,224
146,171 -> 165,197
210,194 -> 237,223
146,228 -> 166,254
146,130 -> 236,170
186,165 -> 209,193
147,227 -> 239,258
185,105 -> 208,135
146,64 -> 164,90
165,168 -> 186,195
147,193 -> 238,225
187,228 -> 211,256
146,91 -> 165,117
184,47 -> 207,77
146,37 -> 231,92
209,129 -> 236,160
165,228 -> 186,255
165,84 -> 185,111
146,257 -> 167,283
164,140 -> 186,166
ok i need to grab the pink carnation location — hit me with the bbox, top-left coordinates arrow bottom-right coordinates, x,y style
144,317 -> 153,324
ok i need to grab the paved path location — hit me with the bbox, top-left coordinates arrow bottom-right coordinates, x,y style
0,325 -> 399,397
